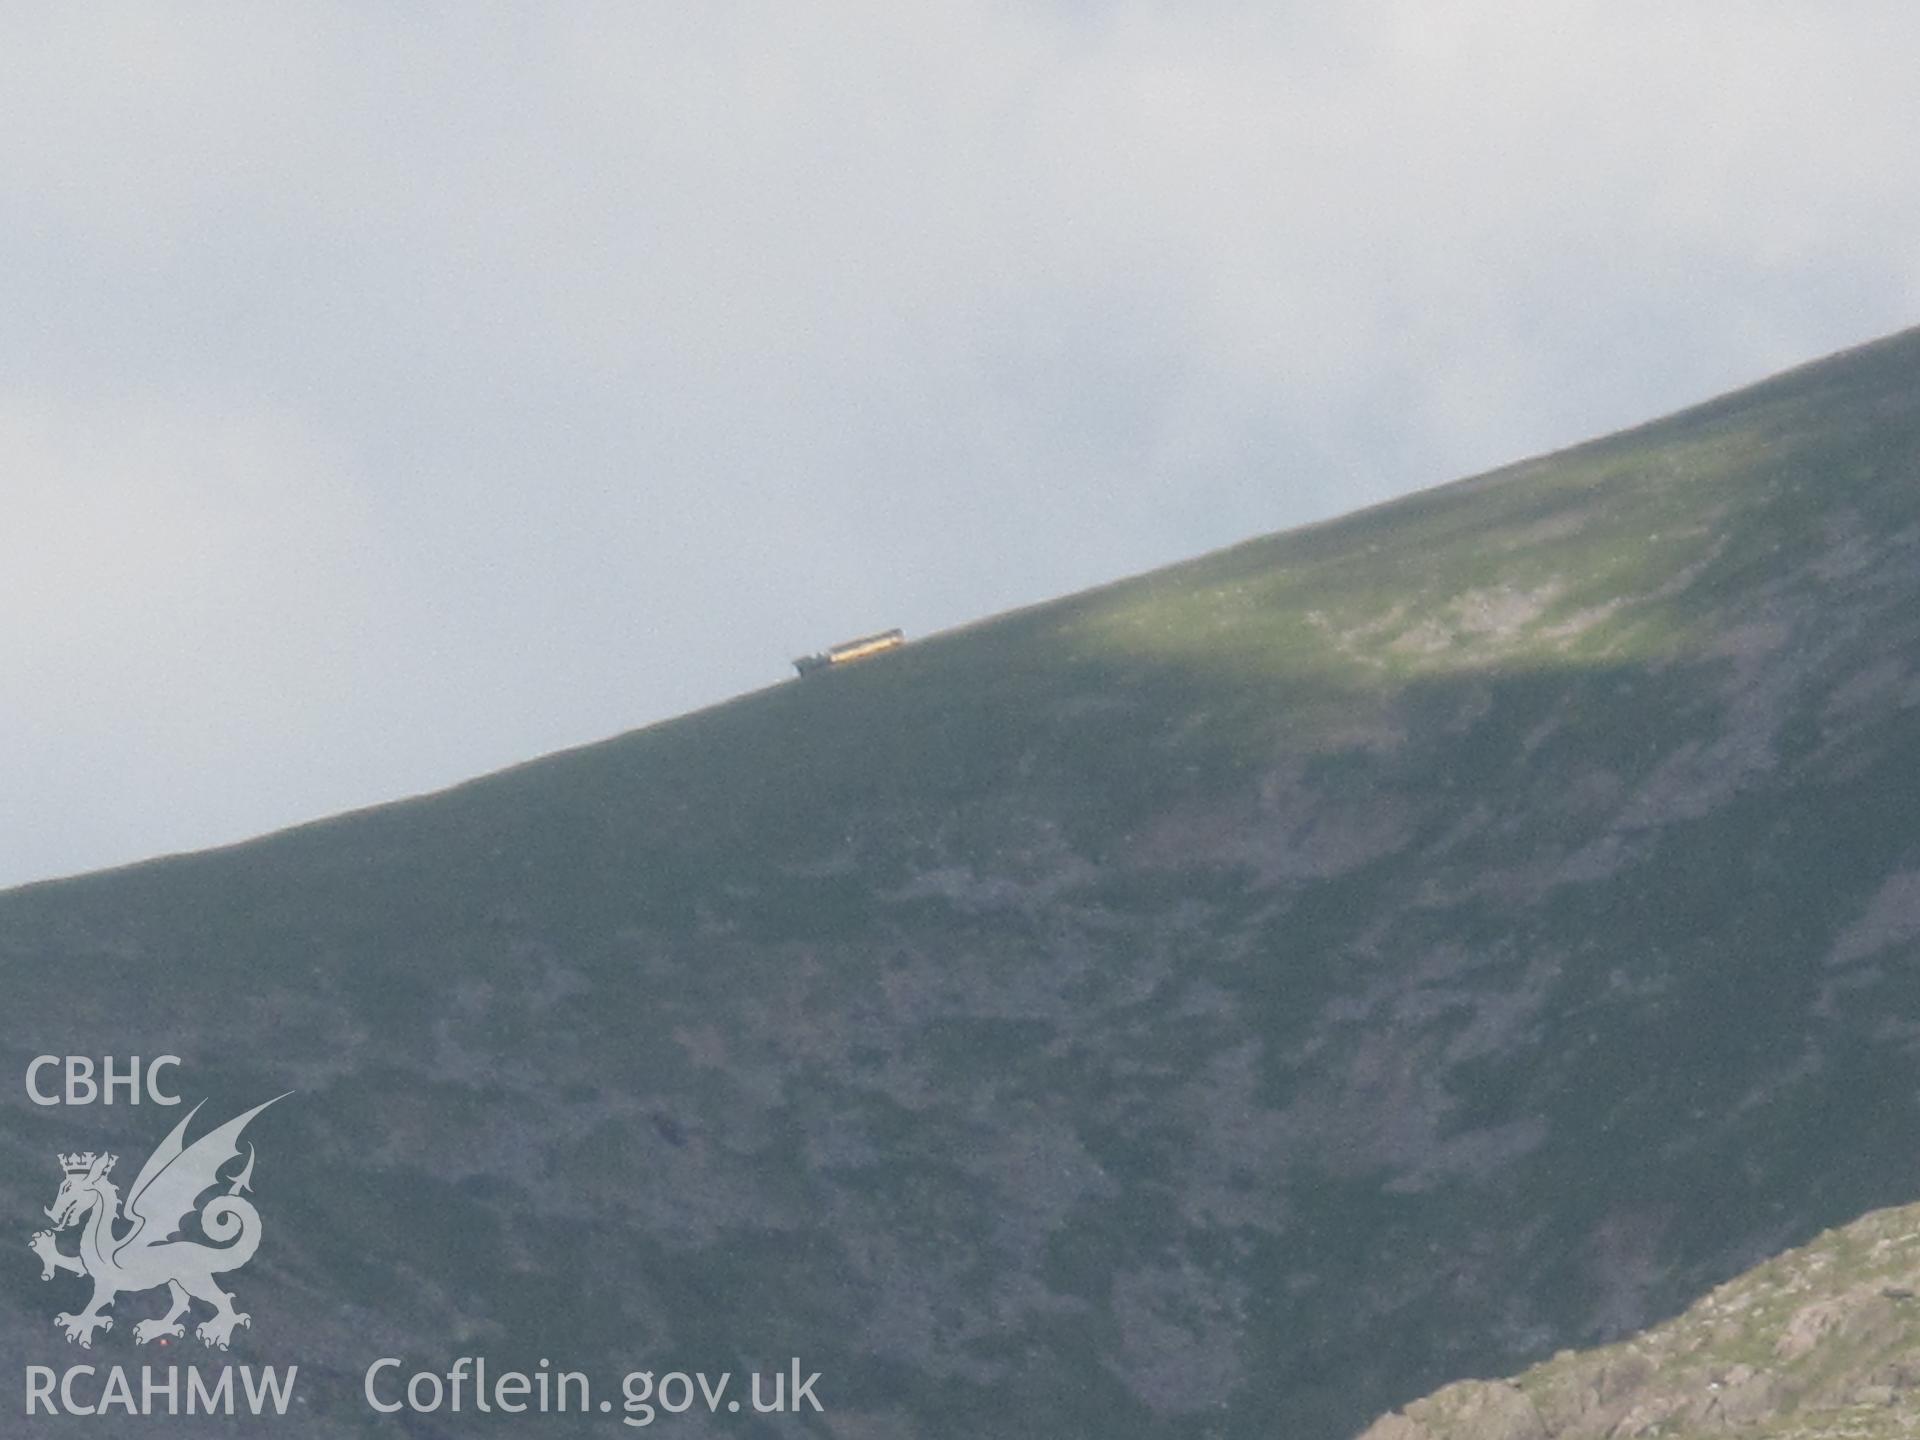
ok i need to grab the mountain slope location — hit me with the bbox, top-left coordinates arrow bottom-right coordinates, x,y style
1360,1198 -> 1920,1439
5,326 -> 1920,1437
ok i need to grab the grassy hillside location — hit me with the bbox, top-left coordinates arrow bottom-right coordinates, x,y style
5,326 -> 1920,1437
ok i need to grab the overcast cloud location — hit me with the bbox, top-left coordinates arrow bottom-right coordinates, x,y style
3,1 -> 1917,888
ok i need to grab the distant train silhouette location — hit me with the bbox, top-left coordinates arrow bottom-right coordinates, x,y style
792,628 -> 905,677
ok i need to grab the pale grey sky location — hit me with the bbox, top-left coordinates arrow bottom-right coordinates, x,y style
4,1 -> 1917,888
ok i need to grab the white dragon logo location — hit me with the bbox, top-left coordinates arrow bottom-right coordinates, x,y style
27,1095 -> 287,1351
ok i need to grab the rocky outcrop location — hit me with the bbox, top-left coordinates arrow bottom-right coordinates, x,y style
1358,1202 -> 1920,1439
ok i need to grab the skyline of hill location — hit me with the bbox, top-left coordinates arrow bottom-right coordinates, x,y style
6,324 -> 1920,1437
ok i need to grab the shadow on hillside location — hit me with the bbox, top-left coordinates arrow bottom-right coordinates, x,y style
3,614 -> 1920,1440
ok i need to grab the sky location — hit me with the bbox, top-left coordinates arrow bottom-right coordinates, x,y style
4,1 -> 1918,890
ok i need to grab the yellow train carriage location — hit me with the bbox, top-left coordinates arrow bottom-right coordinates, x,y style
793,628 -> 904,676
